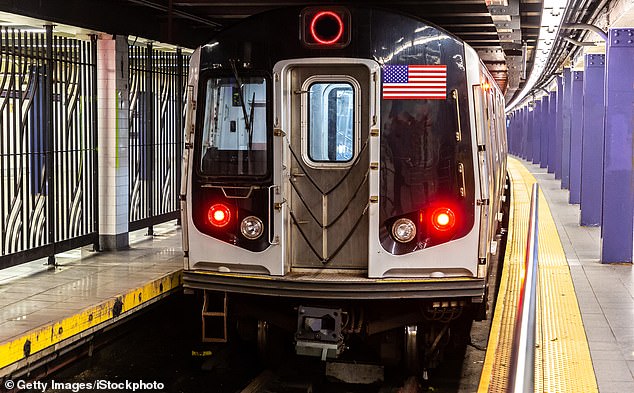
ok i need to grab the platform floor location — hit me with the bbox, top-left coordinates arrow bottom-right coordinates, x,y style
480,157 -> 634,393
526,159 -> 634,393
0,222 -> 182,375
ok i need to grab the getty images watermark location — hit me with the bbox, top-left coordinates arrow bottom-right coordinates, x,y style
3,379 -> 165,392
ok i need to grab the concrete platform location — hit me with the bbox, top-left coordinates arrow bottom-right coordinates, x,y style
524,158 -> 634,393
0,222 -> 183,377
481,157 -> 634,393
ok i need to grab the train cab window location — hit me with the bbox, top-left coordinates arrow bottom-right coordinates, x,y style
306,81 -> 356,164
199,76 -> 268,177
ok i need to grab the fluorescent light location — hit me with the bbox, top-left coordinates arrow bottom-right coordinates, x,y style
506,0 -> 570,112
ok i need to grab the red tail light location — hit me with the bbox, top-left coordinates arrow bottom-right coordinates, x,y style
430,207 -> 456,232
208,204 -> 231,227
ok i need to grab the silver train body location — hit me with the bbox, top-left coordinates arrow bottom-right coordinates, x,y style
181,6 -> 507,362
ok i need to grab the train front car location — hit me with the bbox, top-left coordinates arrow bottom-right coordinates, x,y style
181,6 -> 504,369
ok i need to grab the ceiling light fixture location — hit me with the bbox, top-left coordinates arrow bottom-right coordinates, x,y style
506,0 -> 569,112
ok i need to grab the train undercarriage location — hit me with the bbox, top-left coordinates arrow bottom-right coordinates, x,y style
187,287 -> 483,375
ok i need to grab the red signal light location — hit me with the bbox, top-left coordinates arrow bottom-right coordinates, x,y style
208,204 -> 231,228
310,11 -> 344,45
430,207 -> 456,232
301,7 -> 350,48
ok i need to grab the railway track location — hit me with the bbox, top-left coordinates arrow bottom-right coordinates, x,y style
11,269 -> 497,393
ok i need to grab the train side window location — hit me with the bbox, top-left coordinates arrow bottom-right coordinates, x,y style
306,81 -> 356,164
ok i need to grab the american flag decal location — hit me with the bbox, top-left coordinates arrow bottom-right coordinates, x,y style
382,64 -> 447,100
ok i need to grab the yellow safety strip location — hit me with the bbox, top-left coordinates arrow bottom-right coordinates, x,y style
478,158 -> 598,392
0,270 -> 182,370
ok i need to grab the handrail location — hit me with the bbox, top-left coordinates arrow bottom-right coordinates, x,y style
507,183 -> 539,393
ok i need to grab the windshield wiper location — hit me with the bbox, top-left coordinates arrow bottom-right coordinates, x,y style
247,91 -> 255,150
229,59 -> 254,149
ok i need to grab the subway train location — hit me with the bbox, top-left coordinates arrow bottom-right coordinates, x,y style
180,5 -> 508,370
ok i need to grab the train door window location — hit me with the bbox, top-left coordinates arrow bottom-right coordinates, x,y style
303,77 -> 359,166
472,86 -> 486,145
199,76 -> 268,177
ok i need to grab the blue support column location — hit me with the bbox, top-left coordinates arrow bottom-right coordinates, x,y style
516,108 -> 522,157
532,99 -> 541,164
526,103 -> 534,161
561,69 -> 572,186
515,111 -> 520,155
512,110 -> 517,156
515,107 -> 526,157
540,95 -> 549,168
602,28 -> 634,263
580,54 -> 605,226
548,91 -> 556,168
520,106 -> 530,159
569,70 -> 584,204
553,76 -> 563,174
510,111 -> 517,155
507,113 -> 513,154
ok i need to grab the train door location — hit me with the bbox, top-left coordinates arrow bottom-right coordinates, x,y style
287,65 -> 370,269
472,82 -> 493,264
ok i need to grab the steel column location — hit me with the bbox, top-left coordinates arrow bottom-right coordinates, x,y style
512,109 -> 518,156
569,71 -> 584,204
146,43 -> 154,236
515,109 -> 520,156
515,110 -> 521,155
506,112 -> 515,153
548,91 -> 556,171
601,28 -> 634,263
561,70 -> 572,186
514,110 -> 520,155
92,35 -> 100,250
553,76 -> 563,174
519,108 -> 525,156
176,48 -> 183,226
526,103 -> 534,161
513,108 -> 524,156
523,106 -> 529,159
532,99 -> 541,164
540,95 -> 549,168
507,112 -> 513,154
45,25 -> 55,265
518,108 -> 524,157
580,54 -> 605,226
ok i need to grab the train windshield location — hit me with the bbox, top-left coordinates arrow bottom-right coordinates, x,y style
199,76 -> 268,177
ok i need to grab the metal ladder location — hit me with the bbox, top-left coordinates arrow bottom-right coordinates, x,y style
201,290 -> 227,343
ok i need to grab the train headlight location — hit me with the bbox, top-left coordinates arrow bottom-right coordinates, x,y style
431,207 -> 456,232
392,218 -> 416,243
208,204 -> 231,228
240,216 -> 264,239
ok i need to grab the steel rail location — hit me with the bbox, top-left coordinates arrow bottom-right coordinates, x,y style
507,182 -> 539,393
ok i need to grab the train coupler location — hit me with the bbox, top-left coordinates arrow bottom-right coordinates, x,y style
294,306 -> 344,361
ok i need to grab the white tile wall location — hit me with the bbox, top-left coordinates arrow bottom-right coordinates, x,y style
97,36 -> 129,237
